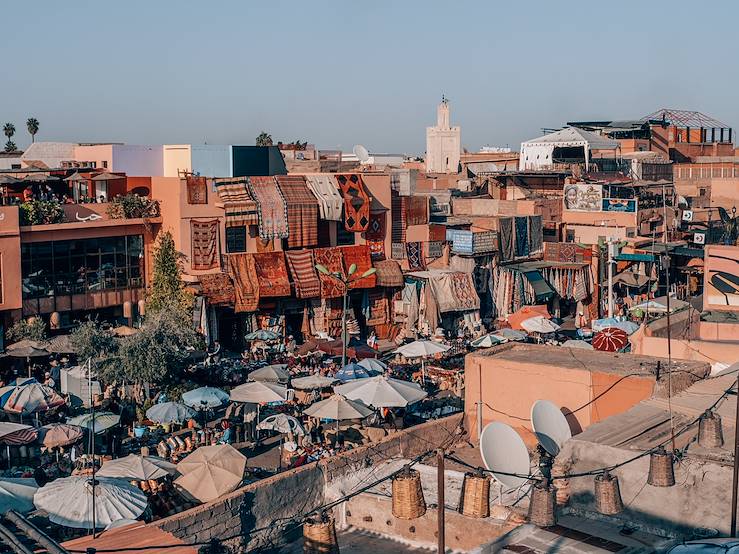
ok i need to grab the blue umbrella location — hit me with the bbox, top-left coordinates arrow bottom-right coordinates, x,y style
357,358 -> 387,373
335,363 -> 374,382
0,378 -> 37,410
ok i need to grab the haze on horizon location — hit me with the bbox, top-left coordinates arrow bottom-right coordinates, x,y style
2,0 -> 737,155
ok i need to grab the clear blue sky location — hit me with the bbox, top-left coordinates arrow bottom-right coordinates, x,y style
3,0 -> 737,154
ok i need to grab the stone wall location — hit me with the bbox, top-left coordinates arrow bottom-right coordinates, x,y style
152,413 -> 464,551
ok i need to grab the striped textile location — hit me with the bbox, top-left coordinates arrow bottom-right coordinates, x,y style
285,250 -> 321,299
341,245 -> 376,289
248,176 -> 289,240
190,219 -> 219,270
2,428 -> 38,445
276,175 -> 319,248
391,192 -> 406,242
373,259 -> 404,287
305,175 -> 343,221
252,252 -> 291,297
214,178 -> 258,226
313,247 -> 345,298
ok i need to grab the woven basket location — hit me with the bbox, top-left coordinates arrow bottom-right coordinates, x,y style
392,469 -> 426,520
594,473 -> 623,515
303,515 -> 339,554
528,483 -> 557,527
698,412 -> 724,448
648,448 -> 675,487
458,472 -> 490,518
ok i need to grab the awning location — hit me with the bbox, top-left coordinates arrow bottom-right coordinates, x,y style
523,270 -> 556,302
614,253 -> 655,262
612,268 -> 650,288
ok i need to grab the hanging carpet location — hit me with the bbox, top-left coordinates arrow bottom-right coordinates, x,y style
335,174 -> 370,232
190,219 -> 219,270
276,175 -> 318,248
285,250 -> 321,299
252,252 -> 291,297
248,176 -> 289,240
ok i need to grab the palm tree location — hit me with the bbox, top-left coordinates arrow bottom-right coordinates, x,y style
256,132 -> 273,147
4,140 -> 17,153
3,123 -> 15,141
26,118 -> 39,143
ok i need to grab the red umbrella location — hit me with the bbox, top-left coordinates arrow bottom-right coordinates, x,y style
592,327 -> 629,352
317,339 -> 377,360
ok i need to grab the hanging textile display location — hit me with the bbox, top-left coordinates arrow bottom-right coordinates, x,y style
214,178 -> 258,226
248,176 -> 289,240
391,192 -> 406,243
335,174 -> 370,232
406,242 -> 426,271
313,247 -> 346,298
404,196 -> 429,226
190,219 -> 219,270
499,217 -> 515,262
365,211 -> 386,240
374,259 -> 404,288
198,272 -> 235,306
285,250 -> 321,299
426,241 -> 444,260
529,215 -> 543,255
228,254 -> 259,312
401,282 -> 420,332
304,174 -> 343,221
514,216 -> 530,258
341,245 -> 376,289
428,224 -> 447,243
186,175 -> 208,204
252,252 -> 291,297
366,239 -> 385,261
450,272 -> 481,310
366,290 -> 389,325
391,243 -> 406,260
275,175 -> 319,248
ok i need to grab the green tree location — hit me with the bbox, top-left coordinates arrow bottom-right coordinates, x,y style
4,140 -> 17,153
256,131 -> 273,147
3,123 -> 16,153
7,318 -> 48,342
70,319 -> 118,363
147,230 -> 192,316
26,117 -> 39,143
116,309 -> 198,384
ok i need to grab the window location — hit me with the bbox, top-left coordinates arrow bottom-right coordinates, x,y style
565,229 -> 575,243
102,161 -> 108,169
226,226 -> 247,253
21,235 -> 144,299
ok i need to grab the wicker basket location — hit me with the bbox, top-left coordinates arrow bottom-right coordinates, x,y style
698,411 -> 724,448
303,515 -> 339,554
392,469 -> 426,520
458,471 -> 490,518
528,483 -> 557,527
648,447 -> 675,487
594,472 -> 623,515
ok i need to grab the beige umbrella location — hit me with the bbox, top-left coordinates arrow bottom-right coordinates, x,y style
92,172 -> 125,181
39,424 -> 84,449
5,340 -> 50,358
46,335 -> 77,354
304,394 -> 373,421
174,445 -> 246,503
97,454 -> 177,480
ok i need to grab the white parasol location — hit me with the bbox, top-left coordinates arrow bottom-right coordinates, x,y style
34,476 -> 148,529
97,454 -> 178,481
67,412 -> 120,434
393,340 -> 450,382
146,402 -> 197,424
334,375 -> 427,408
182,387 -> 229,409
303,394 -> 373,421
291,375 -> 337,390
256,414 -> 305,436
0,478 -> 38,514
175,445 -> 246,503
248,364 -> 289,384
230,381 -> 286,404
520,316 -> 561,334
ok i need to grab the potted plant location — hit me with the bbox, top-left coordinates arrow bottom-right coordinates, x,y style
133,406 -> 147,438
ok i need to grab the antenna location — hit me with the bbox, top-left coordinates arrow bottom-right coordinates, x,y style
479,422 -> 530,490
353,144 -> 370,164
531,400 -> 572,457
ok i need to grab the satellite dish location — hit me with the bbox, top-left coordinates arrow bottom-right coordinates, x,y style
353,144 -> 370,163
531,400 -> 572,457
479,422 -> 530,490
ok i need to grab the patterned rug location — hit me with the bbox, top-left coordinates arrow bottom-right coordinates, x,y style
248,176 -> 289,240
366,239 -> 385,261
451,272 -> 481,310
186,176 -> 207,204
391,242 -> 406,260
515,216 -> 530,258
406,241 -> 426,271
252,252 -> 291,297
304,175 -> 343,221
341,245 -> 376,289
335,174 -> 370,232
365,211 -> 386,240
313,247 -> 345,298
198,272 -> 235,306
391,192 -> 406,243
404,196 -> 428,226
499,217 -> 515,262
214,178 -> 258,226
367,290 -> 389,326
190,219 -> 219,270
276,175 -> 318,248
426,241 -> 443,259
228,254 -> 259,312
285,250 -> 321,299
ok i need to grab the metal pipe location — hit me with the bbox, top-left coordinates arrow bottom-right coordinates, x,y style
4,511 -> 68,554
437,449 -> 445,554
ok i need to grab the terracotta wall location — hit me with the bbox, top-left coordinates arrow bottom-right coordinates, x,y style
0,207 -> 22,312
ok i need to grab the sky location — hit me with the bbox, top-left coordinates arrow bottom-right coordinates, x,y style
2,1 -> 738,155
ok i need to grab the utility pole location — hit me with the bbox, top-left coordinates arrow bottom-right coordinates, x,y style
731,380 -> 739,536
437,449 -> 445,554
606,237 -> 615,318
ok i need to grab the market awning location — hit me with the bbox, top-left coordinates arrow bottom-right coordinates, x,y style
523,270 -> 555,302
614,253 -> 655,262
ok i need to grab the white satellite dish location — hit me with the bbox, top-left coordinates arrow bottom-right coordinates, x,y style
479,421 -> 530,490
531,400 -> 572,457
353,144 -> 370,163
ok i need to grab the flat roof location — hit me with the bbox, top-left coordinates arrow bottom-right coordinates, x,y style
470,343 -> 709,379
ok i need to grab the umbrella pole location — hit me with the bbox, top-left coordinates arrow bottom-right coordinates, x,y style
87,358 -> 96,536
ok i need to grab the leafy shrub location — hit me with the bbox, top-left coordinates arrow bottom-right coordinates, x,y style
19,200 -> 65,225
107,193 -> 160,219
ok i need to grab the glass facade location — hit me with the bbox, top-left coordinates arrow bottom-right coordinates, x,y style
21,235 -> 144,299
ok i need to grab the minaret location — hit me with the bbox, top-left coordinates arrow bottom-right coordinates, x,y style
425,96 -> 461,174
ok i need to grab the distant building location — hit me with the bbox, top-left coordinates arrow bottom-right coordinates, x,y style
425,97 -> 461,174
